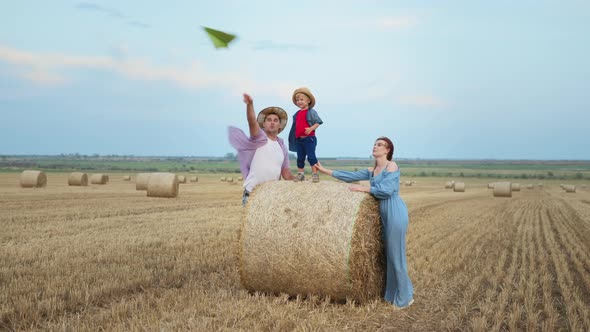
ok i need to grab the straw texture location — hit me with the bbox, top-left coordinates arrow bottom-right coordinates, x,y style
240,181 -> 384,302
136,173 -> 151,191
493,182 -> 512,197
453,182 -> 465,192
20,170 -> 47,188
147,173 -> 179,198
68,172 -> 88,186
90,174 -> 108,185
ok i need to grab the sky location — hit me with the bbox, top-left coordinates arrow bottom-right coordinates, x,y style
0,1 -> 589,159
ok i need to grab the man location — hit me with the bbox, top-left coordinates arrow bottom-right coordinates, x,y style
228,93 -> 294,206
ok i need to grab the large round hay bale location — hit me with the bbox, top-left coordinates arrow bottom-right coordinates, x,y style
68,172 -> 88,186
487,183 -> 494,189
493,182 -> 512,197
20,170 -> 47,188
240,181 -> 384,302
511,183 -> 521,191
453,182 -> 465,192
147,173 -> 179,198
564,185 -> 576,193
136,173 -> 151,190
190,176 -> 198,182
90,174 -> 108,185
445,181 -> 454,189
123,175 -> 131,181
177,175 -> 187,184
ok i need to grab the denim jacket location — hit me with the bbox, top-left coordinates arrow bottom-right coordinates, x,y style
288,108 -> 323,152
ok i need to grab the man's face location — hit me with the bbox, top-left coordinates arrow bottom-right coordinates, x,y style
263,113 -> 280,135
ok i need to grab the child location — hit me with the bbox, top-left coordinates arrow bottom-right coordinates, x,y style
288,87 -> 323,183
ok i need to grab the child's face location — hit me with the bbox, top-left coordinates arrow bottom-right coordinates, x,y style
295,93 -> 311,109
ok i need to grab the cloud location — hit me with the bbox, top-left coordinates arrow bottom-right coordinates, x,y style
74,2 -> 151,28
251,40 -> 315,52
398,95 -> 446,107
0,45 -> 295,98
375,16 -> 419,30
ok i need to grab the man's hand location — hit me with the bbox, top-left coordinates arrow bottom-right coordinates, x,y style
243,93 -> 253,105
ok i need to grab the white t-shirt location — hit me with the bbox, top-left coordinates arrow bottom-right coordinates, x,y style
244,139 -> 284,192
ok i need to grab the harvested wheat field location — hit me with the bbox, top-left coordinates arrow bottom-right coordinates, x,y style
1,173 -> 589,331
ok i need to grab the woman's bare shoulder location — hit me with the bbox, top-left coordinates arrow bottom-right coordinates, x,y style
387,162 -> 399,172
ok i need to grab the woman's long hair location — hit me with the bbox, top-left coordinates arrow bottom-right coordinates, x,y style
373,136 -> 395,168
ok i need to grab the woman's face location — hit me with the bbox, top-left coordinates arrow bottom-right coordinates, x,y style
372,140 -> 390,158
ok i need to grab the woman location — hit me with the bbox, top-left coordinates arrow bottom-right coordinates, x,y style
315,137 -> 414,309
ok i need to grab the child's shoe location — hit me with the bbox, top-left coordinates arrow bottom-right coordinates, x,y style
295,173 -> 305,182
312,173 -> 320,183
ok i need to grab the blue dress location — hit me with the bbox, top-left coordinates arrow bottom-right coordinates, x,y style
332,168 -> 414,307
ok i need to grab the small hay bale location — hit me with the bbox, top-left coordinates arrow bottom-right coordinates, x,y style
564,185 -> 576,193
190,176 -> 198,182
404,181 -> 412,186
511,183 -> 521,191
136,173 -> 151,190
488,183 -> 495,189
220,177 -> 227,182
227,177 -> 234,183
240,181 -> 384,302
238,176 -> 243,181
90,174 -> 108,185
177,175 -> 187,184
68,172 -> 88,186
123,175 -> 131,181
493,182 -> 512,197
526,184 -> 534,189
20,170 -> 47,188
581,184 -> 586,189
445,181 -> 454,189
147,173 -> 179,198
538,183 -> 544,188
453,182 -> 465,192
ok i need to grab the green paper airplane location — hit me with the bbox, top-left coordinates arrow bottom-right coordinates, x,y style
203,26 -> 236,49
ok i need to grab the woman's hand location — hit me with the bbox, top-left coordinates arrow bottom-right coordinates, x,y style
348,184 -> 370,193
315,161 -> 329,175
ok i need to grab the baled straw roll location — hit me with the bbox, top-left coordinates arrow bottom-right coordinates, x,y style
90,174 -> 108,184
487,183 -> 494,189
147,173 -> 179,198
220,177 -> 227,182
20,170 -> 47,188
511,183 -> 521,191
136,173 -> 151,190
445,181 -> 454,189
404,181 -> 412,186
563,185 -> 576,193
190,176 -> 198,182
68,172 -> 88,186
240,181 -> 384,302
177,175 -> 187,184
453,182 -> 465,192
493,182 -> 512,197
123,175 -> 131,181
227,177 -> 234,183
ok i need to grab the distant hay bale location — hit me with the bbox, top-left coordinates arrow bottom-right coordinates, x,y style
493,182 -> 512,197
90,174 -> 108,185
68,172 -> 88,186
445,181 -> 454,189
227,177 -> 234,183
487,183 -> 494,189
538,183 -> 544,188
136,173 -> 151,191
20,170 -> 47,188
581,184 -> 587,189
453,182 -> 465,192
177,175 -> 187,184
190,176 -> 198,182
563,185 -> 576,193
526,184 -> 534,189
123,175 -> 131,181
220,177 -> 227,182
511,183 -> 521,191
404,181 -> 412,186
238,176 -> 243,181
147,173 -> 179,198
240,181 -> 384,302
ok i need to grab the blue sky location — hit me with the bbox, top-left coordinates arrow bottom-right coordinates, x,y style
1,1 -> 588,159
